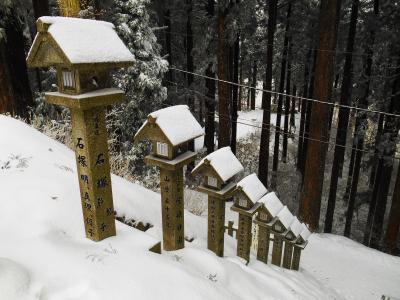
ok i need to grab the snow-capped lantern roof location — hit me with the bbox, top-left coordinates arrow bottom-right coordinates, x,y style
276,206 -> 294,230
236,173 -> 268,204
192,147 -> 244,183
135,105 -> 204,147
286,217 -> 303,241
27,16 -> 135,68
257,192 -> 284,218
298,223 -> 312,243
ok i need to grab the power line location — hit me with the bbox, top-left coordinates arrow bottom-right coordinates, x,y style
160,82 -> 398,160
169,66 -> 400,118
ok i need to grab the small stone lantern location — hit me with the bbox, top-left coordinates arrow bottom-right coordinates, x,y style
135,105 -> 204,251
291,223 -> 311,271
282,217 -> 303,269
268,206 -> 294,266
192,147 -> 244,257
26,17 -> 135,241
254,192 -> 284,264
231,173 -> 267,262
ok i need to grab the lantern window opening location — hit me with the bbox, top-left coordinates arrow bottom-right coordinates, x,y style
238,198 -> 247,208
260,212 -> 268,221
274,223 -> 282,232
207,176 -> 218,188
62,70 -> 75,89
156,141 -> 169,157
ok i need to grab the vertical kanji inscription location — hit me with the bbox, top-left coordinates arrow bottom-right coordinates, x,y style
71,107 -> 116,241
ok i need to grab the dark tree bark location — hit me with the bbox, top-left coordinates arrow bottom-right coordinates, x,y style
369,114 -> 384,188
367,54 -> 400,249
271,2 -> 291,189
344,0 -> 379,237
258,0 -> 278,187
290,84 -> 297,132
186,0 -> 195,170
282,39 -> 293,163
299,0 -> 342,230
297,49 -> 311,171
32,0 -> 50,19
230,32 -> 240,154
217,4 -> 230,148
324,0 -> 359,233
385,162 -> 400,254
251,60 -> 257,110
238,42 -> 243,111
0,10 -> 33,118
300,49 -> 317,179
205,64 -> 216,154
204,0 -> 215,154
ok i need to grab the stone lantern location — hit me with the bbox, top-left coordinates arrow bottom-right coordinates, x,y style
135,105 -> 204,251
231,173 -> 267,262
292,223 -> 311,270
192,147 -> 244,257
26,17 -> 135,241
282,217 -> 303,269
254,192 -> 284,264
268,206 -> 294,266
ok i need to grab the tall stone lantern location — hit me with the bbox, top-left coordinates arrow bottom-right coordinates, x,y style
26,17 -> 135,241
254,192 -> 284,264
134,105 -> 204,251
231,173 -> 268,262
191,147 -> 244,257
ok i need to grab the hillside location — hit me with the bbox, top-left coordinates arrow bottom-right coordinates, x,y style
0,115 -> 399,300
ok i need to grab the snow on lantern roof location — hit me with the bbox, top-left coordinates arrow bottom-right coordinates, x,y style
276,206 -> 294,229
288,217 -> 303,237
135,105 -> 204,146
257,192 -> 283,218
236,173 -> 268,203
192,147 -> 244,182
299,224 -> 312,241
27,16 -> 135,67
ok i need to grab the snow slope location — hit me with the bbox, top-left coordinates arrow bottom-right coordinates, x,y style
0,115 -> 399,300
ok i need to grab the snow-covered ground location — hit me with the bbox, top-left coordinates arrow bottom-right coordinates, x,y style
1,115 -> 399,300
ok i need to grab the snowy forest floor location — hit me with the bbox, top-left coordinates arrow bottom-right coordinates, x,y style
1,116 -> 400,299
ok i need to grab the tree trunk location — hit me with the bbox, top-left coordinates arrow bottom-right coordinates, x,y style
251,60 -> 257,110
385,162 -> 400,254
324,0 -> 359,233
271,2 -> 292,189
205,64 -> 216,154
0,10 -> 33,118
344,0 -> 379,238
297,49 -> 311,171
238,43 -> 243,111
58,0 -> 81,16
368,54 -> 400,249
217,5 -> 230,148
32,0 -> 50,19
258,0 -> 278,187
282,39 -> 293,163
290,84 -> 296,132
231,33 -> 239,154
300,49 -> 317,179
299,0 -> 342,230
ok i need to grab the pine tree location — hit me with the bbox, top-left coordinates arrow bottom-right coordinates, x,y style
111,0 -> 168,155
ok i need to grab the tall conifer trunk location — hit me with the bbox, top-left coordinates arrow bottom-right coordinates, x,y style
251,60 -> 257,110
299,0 -> 342,230
217,3 -> 230,148
258,0 -> 278,187
344,0 -> 379,237
282,38 -> 293,163
271,2 -> 291,189
0,8 -> 33,118
324,0 -> 359,233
